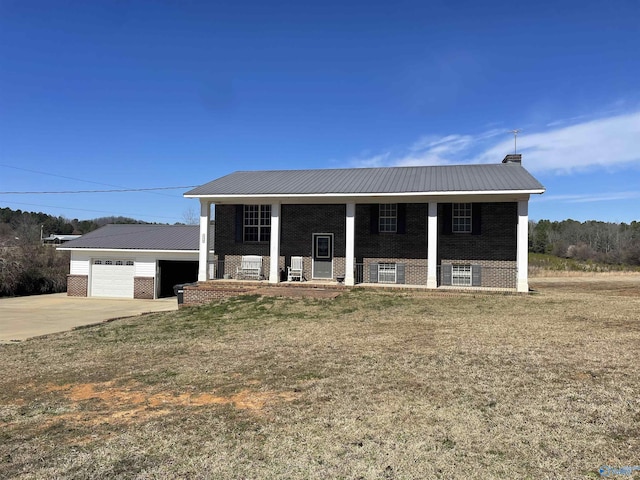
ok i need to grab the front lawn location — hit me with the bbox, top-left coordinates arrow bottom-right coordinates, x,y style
1,279 -> 639,479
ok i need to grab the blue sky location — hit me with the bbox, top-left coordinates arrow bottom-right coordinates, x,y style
1,0 -> 639,225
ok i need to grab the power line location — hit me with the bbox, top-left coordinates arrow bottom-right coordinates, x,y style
0,186 -> 197,194
1,200 -> 183,221
0,163 -> 196,198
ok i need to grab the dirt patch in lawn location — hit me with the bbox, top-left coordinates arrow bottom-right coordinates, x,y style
1,381 -> 300,439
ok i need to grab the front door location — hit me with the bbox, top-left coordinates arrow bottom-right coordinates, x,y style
312,233 -> 333,279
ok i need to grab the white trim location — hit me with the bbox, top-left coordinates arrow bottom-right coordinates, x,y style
198,200 -> 211,281
427,202 -> 438,289
269,203 -> 281,284
184,189 -> 545,201
345,203 -> 355,286
517,200 -> 529,293
58,248 -> 203,253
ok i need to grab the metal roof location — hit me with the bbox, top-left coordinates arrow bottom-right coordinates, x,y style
185,164 -> 545,197
59,224 -> 202,250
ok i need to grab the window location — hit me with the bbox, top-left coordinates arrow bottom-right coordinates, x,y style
115,260 -> 124,266
452,203 -> 472,233
244,205 -> 271,242
93,260 -> 102,265
126,260 -> 134,266
105,260 -> 113,265
378,263 -> 397,283
452,264 -> 472,286
379,204 -> 397,233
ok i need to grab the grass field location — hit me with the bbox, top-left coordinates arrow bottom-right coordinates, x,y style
1,276 -> 639,479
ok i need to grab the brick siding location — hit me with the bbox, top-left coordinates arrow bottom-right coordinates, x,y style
134,277 -> 154,299
67,274 -> 88,296
183,283 -> 260,307
214,201 -> 520,289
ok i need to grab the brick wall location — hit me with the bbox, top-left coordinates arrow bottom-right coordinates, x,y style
438,202 -> 517,261
67,274 -> 88,296
215,201 -> 520,288
440,259 -> 517,288
183,283 -> 260,307
355,203 -> 428,260
134,277 -> 154,299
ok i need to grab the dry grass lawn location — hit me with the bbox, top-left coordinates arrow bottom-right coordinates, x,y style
1,275 -> 639,479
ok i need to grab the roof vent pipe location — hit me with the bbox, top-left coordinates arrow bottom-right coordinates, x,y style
502,154 -> 522,164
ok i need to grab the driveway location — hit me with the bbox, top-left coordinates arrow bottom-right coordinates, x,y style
0,293 -> 177,343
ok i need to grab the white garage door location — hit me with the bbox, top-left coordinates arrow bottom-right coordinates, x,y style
91,259 -> 135,298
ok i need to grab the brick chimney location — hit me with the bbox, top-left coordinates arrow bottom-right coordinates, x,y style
502,154 -> 522,164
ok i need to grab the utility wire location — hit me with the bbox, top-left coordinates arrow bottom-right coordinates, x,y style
0,163 -> 197,198
0,186 -> 197,194
2,200 -> 184,221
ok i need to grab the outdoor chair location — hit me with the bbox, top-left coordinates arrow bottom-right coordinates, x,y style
287,256 -> 304,282
236,255 -> 263,280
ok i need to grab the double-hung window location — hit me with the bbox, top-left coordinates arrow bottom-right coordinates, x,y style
244,205 -> 271,242
452,203 -> 472,233
379,204 -> 397,233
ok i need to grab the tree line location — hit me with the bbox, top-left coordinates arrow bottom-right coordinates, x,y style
530,219 -> 640,265
0,207 -> 154,297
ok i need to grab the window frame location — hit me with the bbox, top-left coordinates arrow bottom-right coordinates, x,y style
378,203 -> 398,233
452,203 -> 472,233
378,263 -> 397,284
451,264 -> 472,286
243,204 -> 271,243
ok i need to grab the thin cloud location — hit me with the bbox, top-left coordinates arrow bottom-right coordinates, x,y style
535,191 -> 640,203
351,110 -> 640,174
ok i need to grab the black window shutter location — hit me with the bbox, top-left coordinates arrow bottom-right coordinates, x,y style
472,203 -> 482,236
397,204 -> 406,234
369,263 -> 378,283
472,265 -> 482,286
442,204 -> 453,235
396,263 -> 405,284
370,205 -> 379,234
442,264 -> 452,285
235,205 -> 244,243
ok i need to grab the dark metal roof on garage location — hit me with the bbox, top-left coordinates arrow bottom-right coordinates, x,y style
185,163 -> 545,197
58,224 -> 203,250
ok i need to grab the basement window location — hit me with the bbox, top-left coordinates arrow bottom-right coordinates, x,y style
378,263 -> 397,284
451,265 -> 472,286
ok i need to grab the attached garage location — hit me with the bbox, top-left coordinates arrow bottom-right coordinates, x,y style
59,224 -> 213,299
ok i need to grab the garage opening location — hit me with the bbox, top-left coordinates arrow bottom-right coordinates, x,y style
157,261 -> 199,298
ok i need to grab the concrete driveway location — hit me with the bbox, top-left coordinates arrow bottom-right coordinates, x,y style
0,293 -> 178,343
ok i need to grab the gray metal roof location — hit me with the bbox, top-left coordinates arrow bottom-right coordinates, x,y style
185,164 -> 545,197
59,224 -> 202,250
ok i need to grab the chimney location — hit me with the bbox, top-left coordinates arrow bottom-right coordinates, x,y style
502,154 -> 522,164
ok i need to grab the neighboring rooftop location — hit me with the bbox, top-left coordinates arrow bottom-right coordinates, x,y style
185,163 -> 545,197
58,224 -> 202,251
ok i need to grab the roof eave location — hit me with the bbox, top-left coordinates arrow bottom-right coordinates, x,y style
185,189 -> 546,202
57,248 -> 207,253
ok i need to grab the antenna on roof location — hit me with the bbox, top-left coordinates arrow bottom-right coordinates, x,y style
509,129 -> 521,154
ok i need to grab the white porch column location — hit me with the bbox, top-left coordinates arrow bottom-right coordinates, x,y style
269,203 -> 281,283
198,200 -> 211,282
516,199 -> 529,293
345,203 -> 356,286
427,202 -> 438,289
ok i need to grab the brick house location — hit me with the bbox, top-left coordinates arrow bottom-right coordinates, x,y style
185,154 -> 544,292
